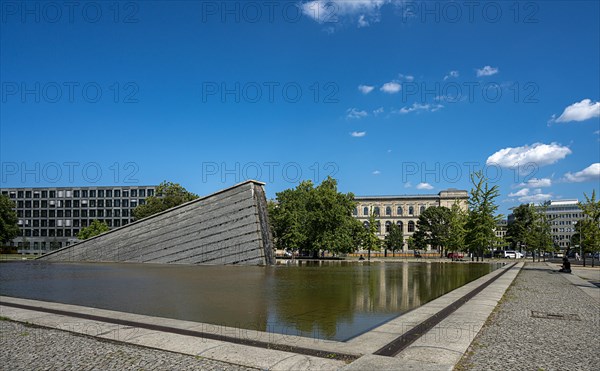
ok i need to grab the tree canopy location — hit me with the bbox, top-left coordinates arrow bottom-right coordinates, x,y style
133,181 -> 198,220
506,203 -> 536,250
413,206 -> 452,256
507,202 -> 556,260
77,220 -> 110,240
446,202 -> 468,254
0,194 -> 19,245
361,212 -> 382,256
577,190 -> 600,261
268,177 -> 363,255
465,171 -> 502,260
384,222 -> 404,255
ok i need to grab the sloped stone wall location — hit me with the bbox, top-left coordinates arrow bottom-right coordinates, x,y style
38,181 -> 274,265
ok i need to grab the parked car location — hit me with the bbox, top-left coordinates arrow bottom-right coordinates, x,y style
493,250 -> 505,258
447,252 -> 464,259
503,250 -> 524,259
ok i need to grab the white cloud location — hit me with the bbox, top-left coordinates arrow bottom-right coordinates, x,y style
350,131 -> 366,137
373,107 -> 384,116
404,182 -> 412,188
399,73 -> 414,81
416,182 -> 434,190
476,65 -> 499,77
549,99 -> 600,123
372,170 -> 381,175
563,163 -> 600,183
511,188 -> 553,203
508,188 -> 530,197
346,108 -> 368,119
444,70 -> 459,80
358,85 -> 375,94
595,130 -> 600,135
517,178 -> 552,188
380,81 -> 401,94
301,0 -> 393,26
486,142 -> 572,169
396,103 -> 444,114
358,15 -> 369,27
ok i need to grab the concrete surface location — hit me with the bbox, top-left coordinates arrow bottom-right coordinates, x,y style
0,263 -> 521,370
37,180 -> 274,265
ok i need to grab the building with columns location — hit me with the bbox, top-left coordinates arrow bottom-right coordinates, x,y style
352,189 -> 469,250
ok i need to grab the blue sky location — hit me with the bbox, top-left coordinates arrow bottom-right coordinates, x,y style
1,0 -> 599,216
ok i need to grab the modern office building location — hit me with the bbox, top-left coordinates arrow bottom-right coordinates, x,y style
353,189 -> 469,250
541,200 -> 583,250
1,185 -> 157,253
507,199 -> 584,251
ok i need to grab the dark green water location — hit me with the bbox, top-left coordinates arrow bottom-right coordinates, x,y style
0,260 -> 499,341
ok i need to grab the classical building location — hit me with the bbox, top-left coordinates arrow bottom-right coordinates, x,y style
494,220 -> 509,249
1,185 -> 157,253
353,189 -> 469,250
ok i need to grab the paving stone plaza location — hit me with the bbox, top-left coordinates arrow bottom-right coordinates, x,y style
458,263 -> 599,371
0,321 -> 256,371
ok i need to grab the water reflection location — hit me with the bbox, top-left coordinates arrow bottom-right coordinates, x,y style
0,261 -> 498,341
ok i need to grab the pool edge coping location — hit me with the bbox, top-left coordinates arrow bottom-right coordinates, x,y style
0,262 -> 519,370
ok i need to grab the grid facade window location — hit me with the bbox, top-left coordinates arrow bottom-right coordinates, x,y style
1,185 -> 157,253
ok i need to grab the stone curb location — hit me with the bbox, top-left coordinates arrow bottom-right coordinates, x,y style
1,263 -> 519,370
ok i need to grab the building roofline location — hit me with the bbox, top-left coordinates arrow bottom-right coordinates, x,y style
355,189 -> 468,200
1,185 -> 159,190
355,195 -> 440,200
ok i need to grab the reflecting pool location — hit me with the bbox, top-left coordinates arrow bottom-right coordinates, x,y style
0,260 -> 499,341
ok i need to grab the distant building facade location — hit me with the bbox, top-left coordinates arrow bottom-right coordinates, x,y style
508,199 -> 584,251
353,189 -> 469,250
541,200 -> 583,250
494,220 -> 509,249
1,185 -> 157,253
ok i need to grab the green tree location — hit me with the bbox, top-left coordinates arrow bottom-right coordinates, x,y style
465,171 -> 502,261
409,231 -> 427,250
133,181 -> 198,220
531,203 -> 554,261
77,220 -> 110,240
447,202 -> 468,256
385,222 -> 404,257
506,203 -> 536,257
268,182 -> 311,253
268,177 -> 363,256
306,177 -> 363,256
362,212 -> 382,260
0,195 -> 19,245
413,206 -> 452,257
507,203 -> 554,261
577,190 -> 600,267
